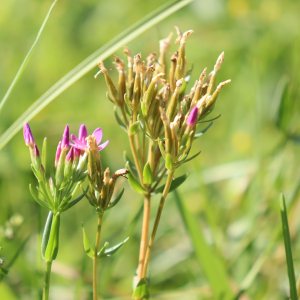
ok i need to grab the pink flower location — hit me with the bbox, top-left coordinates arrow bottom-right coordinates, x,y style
61,125 -> 70,151
71,125 -> 109,152
55,141 -> 62,167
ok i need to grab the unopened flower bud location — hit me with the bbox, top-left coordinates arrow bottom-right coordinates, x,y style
186,106 -> 198,127
55,141 -> 62,168
33,144 -> 40,158
61,125 -> 69,151
23,123 -> 35,148
66,147 -> 74,163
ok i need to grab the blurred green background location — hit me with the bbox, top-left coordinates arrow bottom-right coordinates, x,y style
1,0 -> 300,299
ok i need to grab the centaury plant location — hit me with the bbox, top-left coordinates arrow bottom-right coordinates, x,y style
72,125 -> 129,300
95,27 -> 231,298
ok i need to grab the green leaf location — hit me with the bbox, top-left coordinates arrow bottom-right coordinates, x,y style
198,113 -> 221,123
60,191 -> 85,212
107,188 -> 124,210
179,78 -> 186,94
194,121 -> 213,139
174,190 -> 234,300
0,268 -> 8,276
127,170 -> 145,194
81,184 -> 96,207
81,222 -> 95,259
143,162 -> 153,185
123,151 -> 139,178
97,242 -> 109,257
0,0 -> 57,114
0,0 -> 195,151
153,173 -> 188,194
124,93 -> 133,110
178,151 -> 201,166
165,153 -> 174,171
41,137 -> 47,172
106,91 -> 117,105
133,278 -> 150,299
129,121 -> 140,135
158,138 -> 166,159
41,211 -> 53,260
114,106 -> 127,132
280,193 -> 298,300
99,237 -> 129,258
29,184 -> 52,211
44,213 -> 60,261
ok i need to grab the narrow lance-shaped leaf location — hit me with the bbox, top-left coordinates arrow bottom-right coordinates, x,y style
107,188 -> 125,210
133,278 -> 150,299
174,190 -> 234,300
41,211 -> 53,259
114,106 -> 127,132
165,153 -> 174,171
280,193 -> 298,300
44,212 -> 60,261
29,184 -> 52,211
194,121 -> 213,139
126,162 -> 145,194
81,223 -> 95,259
0,0 -> 195,151
98,237 -> 129,258
123,151 -> 139,178
153,173 -> 189,194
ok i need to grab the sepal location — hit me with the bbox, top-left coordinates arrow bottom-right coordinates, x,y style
98,237 -> 129,258
81,222 -> 95,258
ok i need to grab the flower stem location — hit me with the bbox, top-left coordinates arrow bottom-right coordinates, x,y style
136,193 -> 151,282
42,260 -> 53,300
142,169 -> 175,279
93,212 -> 104,300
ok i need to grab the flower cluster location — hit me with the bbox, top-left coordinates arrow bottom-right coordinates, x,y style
96,26 -> 230,188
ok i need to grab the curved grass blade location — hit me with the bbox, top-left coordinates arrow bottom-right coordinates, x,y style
280,193 -> 298,300
0,0 -> 195,151
174,190 -> 234,300
0,0 -> 58,114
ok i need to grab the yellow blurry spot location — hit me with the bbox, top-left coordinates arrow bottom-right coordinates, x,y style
260,0 -> 282,22
231,131 -> 252,154
227,0 -> 250,18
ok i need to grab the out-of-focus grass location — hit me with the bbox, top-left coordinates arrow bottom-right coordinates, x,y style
1,0 -> 300,299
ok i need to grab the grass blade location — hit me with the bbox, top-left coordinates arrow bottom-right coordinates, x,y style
173,190 -> 234,300
0,0 -> 194,151
280,193 -> 298,300
0,0 -> 58,114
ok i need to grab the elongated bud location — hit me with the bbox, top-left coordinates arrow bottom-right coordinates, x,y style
160,107 -> 172,155
169,51 -> 178,93
207,52 -> 225,96
78,124 -> 88,142
96,61 -> 118,104
166,78 -> 183,122
108,169 -> 129,200
113,55 -> 126,106
101,168 -> 110,207
175,30 -> 193,80
23,123 -> 35,148
61,125 -> 69,151
55,141 -> 62,168
186,106 -> 198,127
66,147 -> 74,163
33,144 -> 40,158
155,32 -> 172,76
49,177 -> 54,195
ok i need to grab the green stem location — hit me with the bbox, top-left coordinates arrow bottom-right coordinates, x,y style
42,260 -> 53,300
93,213 -> 104,300
142,169 -> 175,278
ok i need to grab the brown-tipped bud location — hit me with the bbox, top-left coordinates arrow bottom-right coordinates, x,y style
146,52 -> 156,67
199,67 -> 207,86
214,51 -> 225,72
155,33 -> 173,76
180,30 -> 193,46
174,26 -> 182,44
160,107 -> 172,155
134,54 -> 142,74
166,78 -> 184,122
96,61 -> 118,103
113,56 -> 126,106
103,167 -> 110,185
113,55 -> 125,71
108,169 -> 129,200
123,46 -> 133,67
169,51 -> 178,92
159,32 -> 173,54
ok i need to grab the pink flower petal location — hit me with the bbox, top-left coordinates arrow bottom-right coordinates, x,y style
92,128 -> 103,145
98,140 -> 109,151
78,124 -> 88,143
71,134 -> 86,149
